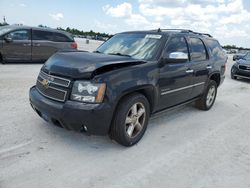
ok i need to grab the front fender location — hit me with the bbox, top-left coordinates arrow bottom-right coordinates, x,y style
94,61 -> 159,112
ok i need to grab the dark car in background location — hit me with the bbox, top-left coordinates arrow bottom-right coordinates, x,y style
233,53 -> 246,61
0,25 -> 77,64
231,52 -> 250,80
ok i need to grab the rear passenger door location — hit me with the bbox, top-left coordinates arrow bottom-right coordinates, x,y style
32,30 -> 57,62
187,37 -> 210,98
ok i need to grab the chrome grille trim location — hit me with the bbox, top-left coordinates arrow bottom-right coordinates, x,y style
36,71 -> 70,102
39,71 -> 71,87
36,85 -> 66,102
238,65 -> 250,72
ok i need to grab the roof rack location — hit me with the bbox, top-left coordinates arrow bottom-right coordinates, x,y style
154,28 -> 213,38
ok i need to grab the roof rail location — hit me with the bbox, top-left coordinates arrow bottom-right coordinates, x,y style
154,28 -> 192,33
155,28 -> 213,37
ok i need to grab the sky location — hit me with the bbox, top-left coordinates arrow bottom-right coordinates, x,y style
0,0 -> 250,47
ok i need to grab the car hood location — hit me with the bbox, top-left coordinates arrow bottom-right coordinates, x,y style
42,51 -> 145,79
237,59 -> 250,65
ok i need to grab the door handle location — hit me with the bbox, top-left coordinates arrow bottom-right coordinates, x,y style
186,69 -> 194,73
207,65 -> 212,69
33,43 -> 41,47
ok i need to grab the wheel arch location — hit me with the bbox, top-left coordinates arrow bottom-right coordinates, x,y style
115,85 -> 156,114
209,72 -> 221,87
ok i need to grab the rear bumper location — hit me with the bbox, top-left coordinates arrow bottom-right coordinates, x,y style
29,86 -> 113,135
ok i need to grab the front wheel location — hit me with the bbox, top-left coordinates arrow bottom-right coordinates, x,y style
231,67 -> 237,79
195,80 -> 217,111
110,93 -> 150,147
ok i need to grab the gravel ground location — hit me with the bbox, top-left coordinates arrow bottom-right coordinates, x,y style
0,41 -> 250,188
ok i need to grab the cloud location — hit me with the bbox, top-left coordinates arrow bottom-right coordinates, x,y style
103,2 -> 157,29
19,3 -> 27,7
103,0 -> 250,46
103,2 -> 132,18
49,13 -> 64,21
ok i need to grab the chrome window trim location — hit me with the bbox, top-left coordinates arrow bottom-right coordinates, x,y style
161,82 -> 205,95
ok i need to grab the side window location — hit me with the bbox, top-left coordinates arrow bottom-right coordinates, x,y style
189,38 -> 207,61
205,39 -> 224,59
33,30 -> 54,41
6,30 -> 30,40
165,36 -> 188,57
54,33 -> 72,42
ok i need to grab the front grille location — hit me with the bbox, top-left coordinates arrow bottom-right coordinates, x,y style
39,71 -> 70,87
36,71 -> 71,102
239,65 -> 250,71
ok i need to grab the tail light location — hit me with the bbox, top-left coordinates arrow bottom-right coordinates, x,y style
70,42 -> 78,49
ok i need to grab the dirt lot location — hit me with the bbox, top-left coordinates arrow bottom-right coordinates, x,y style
0,41 -> 250,188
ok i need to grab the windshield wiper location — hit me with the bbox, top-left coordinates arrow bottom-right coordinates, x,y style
93,50 -> 102,53
108,53 -> 131,57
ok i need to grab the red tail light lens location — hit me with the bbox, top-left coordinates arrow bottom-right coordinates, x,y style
71,42 -> 78,49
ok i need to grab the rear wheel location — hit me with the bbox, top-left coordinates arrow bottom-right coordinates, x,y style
110,93 -> 150,147
0,53 -> 4,64
195,80 -> 217,111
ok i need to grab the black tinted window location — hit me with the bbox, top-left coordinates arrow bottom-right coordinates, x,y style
54,33 -> 72,42
189,38 -> 207,61
6,30 -> 30,40
205,39 -> 224,59
33,30 -> 53,41
165,36 -> 188,55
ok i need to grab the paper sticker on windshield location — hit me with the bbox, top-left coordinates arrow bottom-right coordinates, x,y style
145,34 -> 162,39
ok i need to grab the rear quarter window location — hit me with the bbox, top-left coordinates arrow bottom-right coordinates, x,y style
205,39 -> 224,59
54,32 -> 73,42
33,30 -> 54,41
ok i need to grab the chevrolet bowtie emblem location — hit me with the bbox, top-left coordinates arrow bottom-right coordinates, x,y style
41,79 -> 50,88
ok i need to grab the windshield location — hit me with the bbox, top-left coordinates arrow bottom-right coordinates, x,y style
243,53 -> 250,61
96,33 -> 163,60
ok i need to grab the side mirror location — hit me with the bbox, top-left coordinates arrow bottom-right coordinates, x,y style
4,37 -> 13,43
164,52 -> 188,63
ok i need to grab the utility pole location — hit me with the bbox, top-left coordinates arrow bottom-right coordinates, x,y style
3,16 -> 6,24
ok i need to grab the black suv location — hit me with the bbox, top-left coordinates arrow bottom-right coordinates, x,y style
29,29 -> 227,146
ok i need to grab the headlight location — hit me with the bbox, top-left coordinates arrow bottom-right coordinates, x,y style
70,81 -> 106,103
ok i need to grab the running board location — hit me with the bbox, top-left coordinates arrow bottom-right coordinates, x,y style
151,97 -> 199,119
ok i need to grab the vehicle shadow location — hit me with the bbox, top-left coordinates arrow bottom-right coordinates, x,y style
36,102 -> 199,151
1,61 -> 45,65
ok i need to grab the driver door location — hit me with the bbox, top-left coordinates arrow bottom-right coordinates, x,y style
158,36 -> 193,110
3,29 -> 31,62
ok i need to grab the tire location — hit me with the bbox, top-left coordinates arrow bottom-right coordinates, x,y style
0,54 -> 4,64
231,67 -> 237,80
231,73 -> 237,80
195,80 -> 217,111
110,93 -> 150,147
